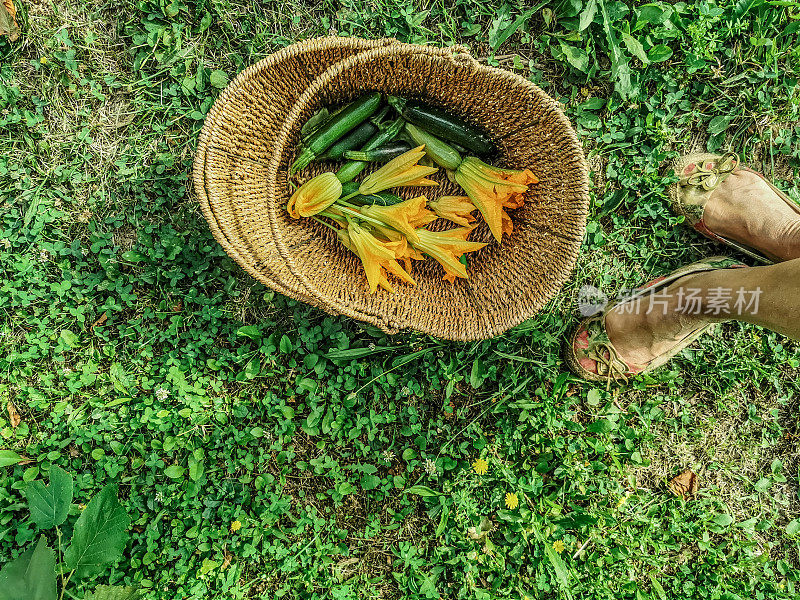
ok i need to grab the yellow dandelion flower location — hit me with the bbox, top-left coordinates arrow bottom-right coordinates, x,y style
230,520 -> 242,532
505,492 -> 519,509
472,458 -> 488,475
552,540 -> 565,554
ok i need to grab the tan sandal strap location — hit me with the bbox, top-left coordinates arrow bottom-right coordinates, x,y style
679,151 -> 739,191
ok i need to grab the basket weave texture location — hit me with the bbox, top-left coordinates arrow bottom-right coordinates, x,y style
194,37 -> 589,341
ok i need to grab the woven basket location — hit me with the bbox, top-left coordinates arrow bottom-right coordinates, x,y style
195,38 -> 589,341
194,37 -> 397,305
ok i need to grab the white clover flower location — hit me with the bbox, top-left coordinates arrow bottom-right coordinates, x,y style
424,458 -> 437,476
382,450 -> 395,462
155,387 -> 170,401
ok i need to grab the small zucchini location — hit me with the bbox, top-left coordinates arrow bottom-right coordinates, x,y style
349,191 -> 406,206
317,121 -> 378,161
291,92 -> 382,174
404,123 -> 462,171
388,96 -> 495,156
340,181 -> 360,197
336,117 -> 404,183
343,141 -> 412,162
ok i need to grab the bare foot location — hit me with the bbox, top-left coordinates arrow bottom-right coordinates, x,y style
702,169 -> 800,262
603,274 -> 710,366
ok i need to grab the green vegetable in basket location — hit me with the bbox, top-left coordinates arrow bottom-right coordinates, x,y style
291,92 -> 382,174
349,190 -> 407,207
387,95 -> 495,157
343,141 -> 412,163
318,121 -> 378,161
335,117 -> 404,183
404,123 -> 462,171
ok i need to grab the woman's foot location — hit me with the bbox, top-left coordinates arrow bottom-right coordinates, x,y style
566,257 -> 747,383
603,274 -> 709,366
702,169 -> 800,262
672,153 -> 800,263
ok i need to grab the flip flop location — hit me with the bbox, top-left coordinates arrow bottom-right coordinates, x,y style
668,152 -> 800,264
565,256 -> 748,387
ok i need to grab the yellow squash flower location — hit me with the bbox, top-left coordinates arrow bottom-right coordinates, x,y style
360,196 -> 436,243
472,458 -> 488,475
358,145 -> 439,195
338,223 -> 415,294
505,492 -> 519,510
370,224 -> 425,273
287,172 -> 342,218
428,196 -> 477,226
453,156 -> 539,243
411,226 -> 487,282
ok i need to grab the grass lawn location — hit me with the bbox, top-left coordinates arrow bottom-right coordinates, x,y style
1,0 -> 799,598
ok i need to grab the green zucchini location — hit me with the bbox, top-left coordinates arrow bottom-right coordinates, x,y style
404,123 -> 462,171
349,191 -> 406,206
291,92 -> 382,174
387,95 -> 495,156
317,121 -> 378,161
343,141 -> 412,162
340,181 -> 360,197
336,117 -> 404,183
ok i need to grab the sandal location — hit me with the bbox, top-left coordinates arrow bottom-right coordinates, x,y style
669,151 -> 800,264
565,256 -> 748,387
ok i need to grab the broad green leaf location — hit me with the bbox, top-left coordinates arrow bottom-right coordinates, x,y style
587,418 -> 615,434
0,536 -> 57,600
109,363 -> 131,394
209,70 -> 228,89
435,505 -> 449,537
647,44 -> 673,62
391,347 -> 436,368
786,519 -> 800,536
25,465 -> 73,529
63,484 -> 131,578
84,585 -> 142,600
188,457 -> 205,482
597,0 -> 634,98
493,350 -> 536,363
559,42 -> 589,73
164,465 -> 185,479
586,389 -> 603,406
543,541 -> 573,599
712,513 -> 734,528
59,329 -> 80,348
708,115 -> 732,135
622,32 -> 649,64
734,0 -> 763,18
279,335 -> 292,353
326,346 -> 392,360
403,485 -> 440,497
360,474 -> 380,490
579,0 -> 598,30
470,358 -> 488,388
489,8 -> 535,51
648,574 -> 667,600
635,4 -> 668,30
0,450 -> 23,468
235,325 -> 261,340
